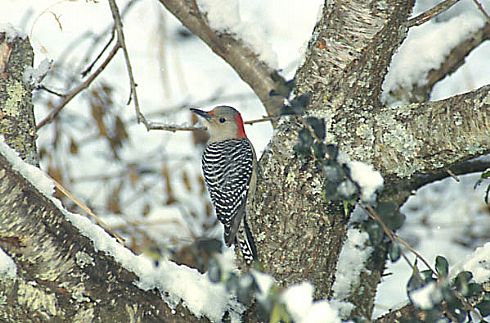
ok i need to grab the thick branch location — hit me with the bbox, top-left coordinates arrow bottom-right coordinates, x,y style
294,1 -> 415,114
389,21 -> 490,104
0,32 -> 37,165
0,149 -> 210,322
157,0 -> 286,116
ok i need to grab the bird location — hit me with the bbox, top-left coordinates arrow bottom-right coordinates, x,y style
191,106 -> 258,265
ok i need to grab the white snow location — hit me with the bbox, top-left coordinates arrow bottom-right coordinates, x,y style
348,161 -> 384,202
383,12 -> 486,104
0,138 -> 244,321
456,242 -> 490,284
196,0 -> 278,67
0,23 -> 26,40
251,269 -> 275,302
332,228 -> 373,301
0,137 -> 55,196
410,282 -> 441,310
281,282 -> 340,323
0,247 -> 17,279
23,58 -> 53,87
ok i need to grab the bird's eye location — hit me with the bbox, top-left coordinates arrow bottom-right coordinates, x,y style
219,117 -> 226,123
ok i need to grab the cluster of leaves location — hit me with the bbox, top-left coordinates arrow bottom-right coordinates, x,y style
474,169 -> 490,205
207,251 -> 294,323
291,110 -> 407,262
405,256 -> 490,322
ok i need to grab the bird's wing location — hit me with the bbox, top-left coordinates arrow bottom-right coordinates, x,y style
202,140 -> 254,246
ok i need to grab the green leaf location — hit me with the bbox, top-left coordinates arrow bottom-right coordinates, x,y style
435,256 -> 449,278
388,241 -> 401,262
312,142 -> 326,159
376,202 -> 406,230
365,221 -> 384,245
466,282 -> 483,297
482,169 -> 490,179
207,258 -> 222,283
306,117 -> 326,140
298,128 -> 313,148
454,271 -> 473,294
325,144 -> 339,160
477,300 -> 490,317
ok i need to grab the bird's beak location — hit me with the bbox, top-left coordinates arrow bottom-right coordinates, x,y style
190,108 -> 212,121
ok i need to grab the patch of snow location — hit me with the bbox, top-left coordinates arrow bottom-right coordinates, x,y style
196,0 -> 278,67
0,137 -> 55,196
333,228 -> 373,301
251,269 -> 275,302
382,12 -> 485,104
410,282 -> 441,310
0,23 -> 26,40
23,58 -> 52,87
0,247 -> 17,279
348,161 -> 384,202
456,242 -> 490,284
0,138 -> 244,321
282,282 -> 340,323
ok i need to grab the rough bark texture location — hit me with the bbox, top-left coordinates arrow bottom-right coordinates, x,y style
0,33 -> 208,323
0,33 -> 38,166
1,0 -> 490,321
249,1 -> 415,311
0,153 -> 211,322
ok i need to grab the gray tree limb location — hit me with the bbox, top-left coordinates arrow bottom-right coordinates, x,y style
157,0 -> 288,116
0,33 -> 37,166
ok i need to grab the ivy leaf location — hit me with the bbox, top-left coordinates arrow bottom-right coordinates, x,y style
312,142 -> 327,159
365,221 -> 384,246
376,202 -> 406,230
454,271 -> 473,295
388,241 -> 401,262
306,117 -> 326,140
325,144 -> 339,161
435,256 -> 449,278
207,258 -> 222,283
477,298 -> 490,317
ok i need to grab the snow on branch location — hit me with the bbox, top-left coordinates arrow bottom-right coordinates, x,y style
157,0 -> 287,116
0,138 -> 244,321
383,12 -> 487,105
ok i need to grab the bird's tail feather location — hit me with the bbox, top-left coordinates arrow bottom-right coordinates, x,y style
235,217 -> 258,265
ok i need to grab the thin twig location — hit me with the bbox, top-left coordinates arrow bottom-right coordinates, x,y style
446,169 -> 460,182
108,0 -> 149,129
53,179 -> 125,245
408,0 -> 460,28
35,84 -> 66,97
145,115 -> 281,133
362,204 -> 436,274
147,121 -> 205,132
36,43 -> 120,129
81,30 -> 115,77
472,0 -> 490,21
244,115 -> 280,125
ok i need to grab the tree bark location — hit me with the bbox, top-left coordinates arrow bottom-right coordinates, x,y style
0,32 -> 38,166
0,32 -> 207,323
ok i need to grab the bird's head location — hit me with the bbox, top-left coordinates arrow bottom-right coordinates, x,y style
191,106 -> 247,142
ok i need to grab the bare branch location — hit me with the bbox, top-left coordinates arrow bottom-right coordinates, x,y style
147,121 -> 205,132
472,0 -> 490,21
157,0 -> 287,117
36,43 -> 120,129
145,115 -> 279,133
108,0 -> 149,129
408,0 -> 460,28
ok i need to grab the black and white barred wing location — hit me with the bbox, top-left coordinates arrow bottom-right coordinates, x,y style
202,139 -> 254,246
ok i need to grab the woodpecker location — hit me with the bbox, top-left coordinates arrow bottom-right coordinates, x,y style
191,106 -> 258,264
